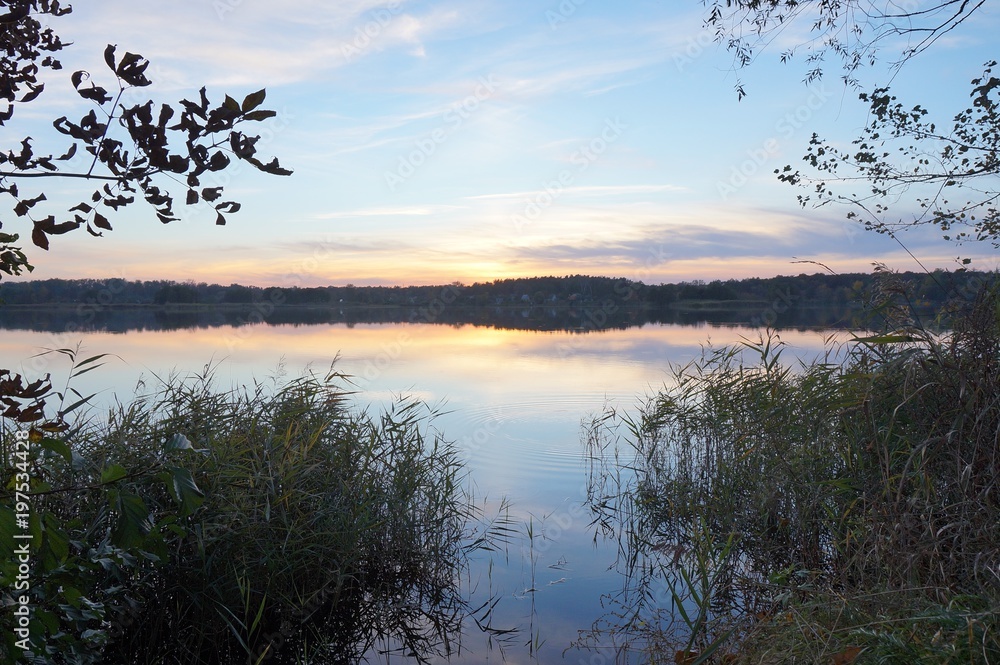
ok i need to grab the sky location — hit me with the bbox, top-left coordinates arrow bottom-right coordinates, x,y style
5,0 -> 1000,287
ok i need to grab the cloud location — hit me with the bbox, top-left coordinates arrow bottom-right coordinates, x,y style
314,205 -> 465,219
61,1 -> 471,89
468,184 -> 687,201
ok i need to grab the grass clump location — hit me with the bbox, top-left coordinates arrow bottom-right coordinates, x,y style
2,364 -> 491,664
581,271 -> 1000,664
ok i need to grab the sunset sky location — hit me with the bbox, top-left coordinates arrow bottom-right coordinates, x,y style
6,0 -> 999,287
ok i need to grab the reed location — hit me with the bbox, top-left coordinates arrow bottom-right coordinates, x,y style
580,272 -> 1000,663
2,363 -> 503,664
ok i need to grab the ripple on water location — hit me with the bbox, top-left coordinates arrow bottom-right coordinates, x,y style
445,391 -> 635,487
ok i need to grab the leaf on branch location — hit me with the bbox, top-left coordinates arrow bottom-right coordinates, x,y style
243,109 -> 276,122
209,151 -> 230,170
93,212 -> 112,230
31,225 -> 49,250
254,156 -> 292,176
45,220 -> 82,235
110,491 -> 152,548
230,131 -> 259,159
242,88 -> 266,112
115,51 -> 152,87
101,463 -> 128,484
20,83 -> 44,103
201,187 -> 223,202
71,70 -> 112,104
14,194 -> 46,217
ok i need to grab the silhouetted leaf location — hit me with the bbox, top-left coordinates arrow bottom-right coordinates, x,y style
103,43 -> 117,70
93,212 -> 112,230
71,70 -> 111,103
116,51 -> 151,87
241,88 -> 266,112
31,225 -> 50,249
243,109 -> 277,122
209,151 -> 230,170
20,83 -> 43,103
14,194 -> 45,217
201,187 -> 222,202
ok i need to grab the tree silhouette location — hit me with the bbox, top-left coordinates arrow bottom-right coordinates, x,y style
778,62 -> 1000,248
704,0 -> 997,251
704,0 -> 988,98
0,0 -> 290,433
0,1 -> 291,279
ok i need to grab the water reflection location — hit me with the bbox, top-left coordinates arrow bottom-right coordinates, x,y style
0,303 -> 860,335
0,312 -> 847,664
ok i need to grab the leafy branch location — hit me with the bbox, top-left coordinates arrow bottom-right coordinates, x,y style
776,61 -> 1000,247
0,2 -> 292,278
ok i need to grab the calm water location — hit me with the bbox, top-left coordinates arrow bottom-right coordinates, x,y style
0,310 -> 846,663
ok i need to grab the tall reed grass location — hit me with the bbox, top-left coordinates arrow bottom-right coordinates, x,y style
2,364 -> 504,664
580,272 -> 1000,664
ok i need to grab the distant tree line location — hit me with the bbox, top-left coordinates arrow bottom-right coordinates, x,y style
0,270 -> 993,309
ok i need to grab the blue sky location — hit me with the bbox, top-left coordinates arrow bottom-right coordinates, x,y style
7,0 -> 1000,286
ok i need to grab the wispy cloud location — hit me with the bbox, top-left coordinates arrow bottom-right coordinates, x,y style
468,184 -> 687,201
314,205 -> 465,219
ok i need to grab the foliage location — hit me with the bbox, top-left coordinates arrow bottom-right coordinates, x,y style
778,61 -> 1000,248
1,359 -> 499,663
704,1 -> 998,258
1,270 -> 994,310
580,270 -> 1000,662
703,0 -> 988,97
0,1 -> 291,279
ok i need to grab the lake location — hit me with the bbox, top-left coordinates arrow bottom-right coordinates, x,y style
0,306 -> 850,663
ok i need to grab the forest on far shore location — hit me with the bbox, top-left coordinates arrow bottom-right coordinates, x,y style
0,269 -> 994,311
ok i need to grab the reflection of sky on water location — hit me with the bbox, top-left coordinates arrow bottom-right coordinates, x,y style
0,320 -> 844,663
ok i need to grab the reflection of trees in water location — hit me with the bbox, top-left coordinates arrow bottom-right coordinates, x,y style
0,304 -> 858,334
